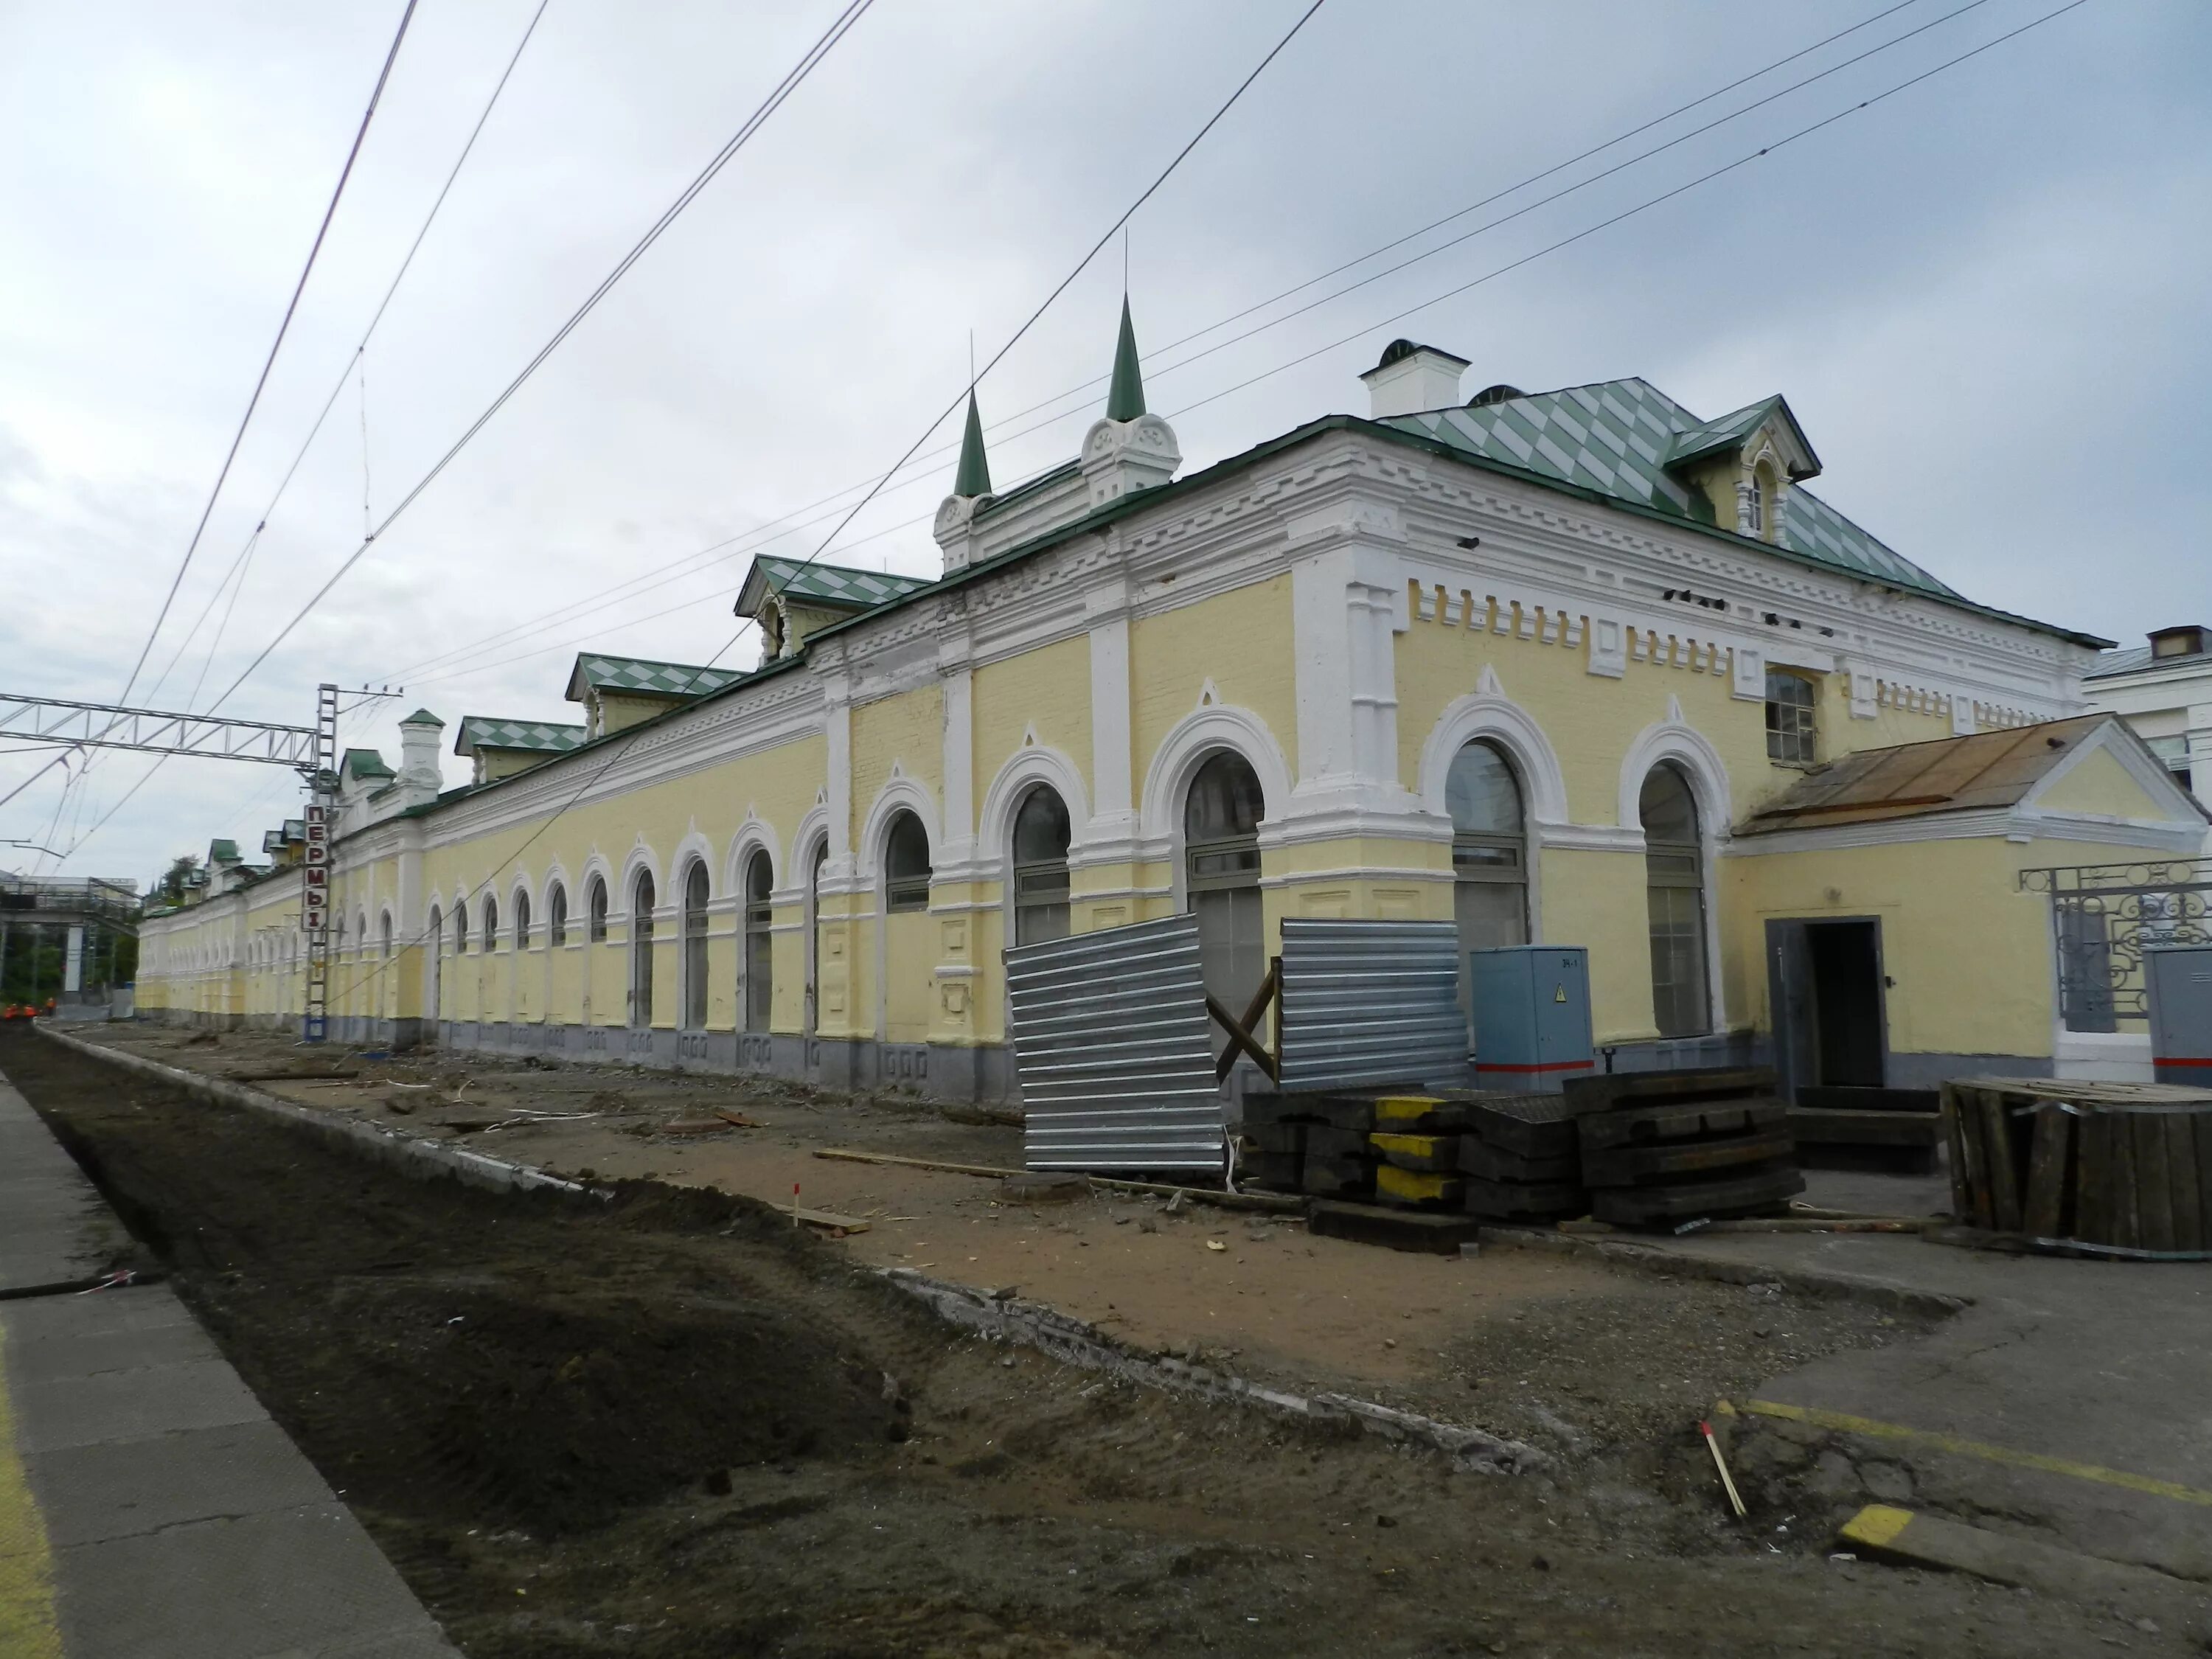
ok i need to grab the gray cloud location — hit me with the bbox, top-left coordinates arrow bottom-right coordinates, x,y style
2,0 -> 2206,883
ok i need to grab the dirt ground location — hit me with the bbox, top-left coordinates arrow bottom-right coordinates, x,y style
10,1027 -> 2196,1657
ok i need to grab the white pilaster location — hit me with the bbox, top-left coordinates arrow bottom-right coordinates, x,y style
1085,574 -> 1139,856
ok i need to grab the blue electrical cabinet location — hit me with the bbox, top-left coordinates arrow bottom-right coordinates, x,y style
2147,945 -> 2212,1088
1469,945 -> 1595,1093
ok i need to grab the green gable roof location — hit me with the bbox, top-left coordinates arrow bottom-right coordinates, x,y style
1382,378 -> 1957,600
565,653 -> 747,701
455,716 -> 588,757
207,838 -> 240,863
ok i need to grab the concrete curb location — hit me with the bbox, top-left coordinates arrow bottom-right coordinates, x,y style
1477,1224 -> 1972,1319
36,1024 -> 594,1200
880,1267 -> 1550,1477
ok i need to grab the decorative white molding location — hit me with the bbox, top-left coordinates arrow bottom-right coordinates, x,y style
1615,699 -> 1734,837
616,838 -> 664,915
723,813 -> 781,894
972,742 -> 1093,883
667,827 -> 718,900
1136,702 -> 1296,860
1415,678 -> 1572,827
856,773 -> 942,883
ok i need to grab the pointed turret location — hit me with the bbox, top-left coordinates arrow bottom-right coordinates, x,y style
953,389 -> 992,498
1105,296 -> 1146,422
1081,297 -> 1180,509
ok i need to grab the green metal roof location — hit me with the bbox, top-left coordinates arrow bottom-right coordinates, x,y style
207,838 -> 240,863
455,716 -> 588,756
567,653 -> 747,700
1383,378 -> 1958,600
399,707 -> 444,727
341,748 -> 394,780
750,556 -> 933,609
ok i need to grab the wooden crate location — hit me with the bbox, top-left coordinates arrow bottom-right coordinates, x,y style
1940,1077 -> 2212,1257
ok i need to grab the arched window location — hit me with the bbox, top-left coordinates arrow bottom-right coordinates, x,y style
1641,764 -> 1710,1038
1184,750 -> 1266,1023
630,871 -> 655,1028
743,849 -> 773,1034
1010,785 -> 1071,946
1447,740 -> 1528,955
548,884 -> 568,947
481,894 -> 499,953
884,811 -> 931,913
681,860 -> 709,1031
514,888 -> 531,950
354,912 -> 368,956
380,912 -> 393,958
807,840 -> 828,1036
454,900 -> 469,954
587,875 -> 608,942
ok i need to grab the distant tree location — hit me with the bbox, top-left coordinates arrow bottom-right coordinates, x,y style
157,854 -> 201,903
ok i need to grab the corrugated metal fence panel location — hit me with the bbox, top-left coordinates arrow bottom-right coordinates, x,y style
1006,915 -> 1224,1173
1276,917 -> 1468,1093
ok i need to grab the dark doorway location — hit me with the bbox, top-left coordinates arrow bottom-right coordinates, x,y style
1767,917 -> 1888,1098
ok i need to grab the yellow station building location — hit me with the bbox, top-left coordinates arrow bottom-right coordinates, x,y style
133,321 -> 2209,1096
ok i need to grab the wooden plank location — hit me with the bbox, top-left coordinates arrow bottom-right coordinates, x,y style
2020,1105 -> 2073,1239
2167,1113 -> 2204,1253
2132,1113 -> 2176,1253
1950,1086 -> 1995,1230
1940,1085 -> 1975,1222
1950,1076 -> 2212,1106
1978,1088 -> 2023,1234
2107,1110 -> 2141,1250
2197,1107 -> 2212,1251
808,1147 -> 1305,1213
2074,1109 -> 2108,1246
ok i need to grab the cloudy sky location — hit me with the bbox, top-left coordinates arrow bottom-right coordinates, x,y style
2,0 -> 2205,885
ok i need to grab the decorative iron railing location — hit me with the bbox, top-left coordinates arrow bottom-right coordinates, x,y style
2020,857 -> 2212,1031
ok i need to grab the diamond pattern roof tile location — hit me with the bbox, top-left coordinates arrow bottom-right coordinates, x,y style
1385,378 -> 1961,601
571,655 -> 747,699
753,554 -> 933,609
456,717 -> 588,755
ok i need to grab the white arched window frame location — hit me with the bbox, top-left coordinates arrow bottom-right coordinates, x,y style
680,859 -> 711,1032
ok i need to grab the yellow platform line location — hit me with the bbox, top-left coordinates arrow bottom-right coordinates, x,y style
1736,1398 -> 2212,1509
0,1322 -> 63,1659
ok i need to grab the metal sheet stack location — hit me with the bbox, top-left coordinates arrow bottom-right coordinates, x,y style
1563,1068 -> 1803,1226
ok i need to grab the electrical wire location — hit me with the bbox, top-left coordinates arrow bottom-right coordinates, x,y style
369,0 -> 1969,692
203,0 -> 880,723
1163,0 -> 2095,423
123,0 -> 420,708
1,1 -> 425,821
140,0 -> 555,712
312,0 -> 1332,1010
46,0 -> 877,870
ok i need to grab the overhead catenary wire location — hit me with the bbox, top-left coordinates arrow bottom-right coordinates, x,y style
311,0 -> 1332,1009
9,1 -> 554,863
201,0 -> 880,726
140,0 -> 554,713
368,0 -> 1981,693
0,1 -> 424,824
48,0 -> 877,870
123,0 -> 421,709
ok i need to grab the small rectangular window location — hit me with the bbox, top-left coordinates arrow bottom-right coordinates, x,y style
886,873 -> 931,914
1764,670 -> 1818,765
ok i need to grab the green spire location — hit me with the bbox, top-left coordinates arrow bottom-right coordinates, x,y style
953,389 -> 992,498
1105,296 -> 1146,422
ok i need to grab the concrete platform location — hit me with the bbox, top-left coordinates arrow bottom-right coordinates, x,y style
0,1069 -> 458,1657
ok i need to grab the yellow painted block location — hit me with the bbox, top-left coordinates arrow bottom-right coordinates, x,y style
1370,1132 -> 1450,1159
1375,1164 -> 1456,1203
1839,1504 -> 1916,1549
1374,1096 -> 1445,1123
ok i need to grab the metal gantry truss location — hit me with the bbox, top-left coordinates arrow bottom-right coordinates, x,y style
0,681 -> 390,1043
0,692 -> 319,767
